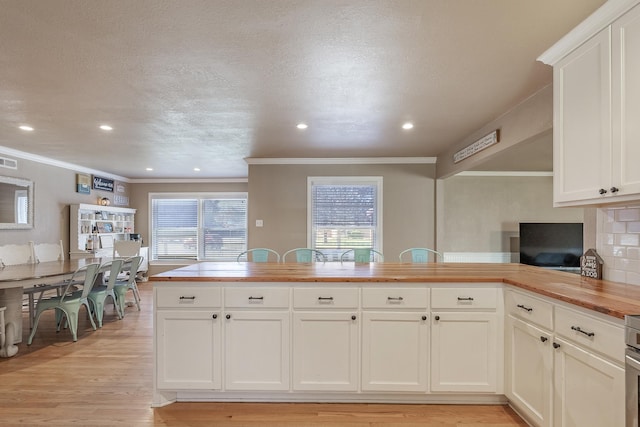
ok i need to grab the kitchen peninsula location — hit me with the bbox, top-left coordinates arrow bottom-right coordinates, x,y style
152,262 -> 638,426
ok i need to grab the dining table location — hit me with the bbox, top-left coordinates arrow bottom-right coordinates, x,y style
0,257 -> 107,357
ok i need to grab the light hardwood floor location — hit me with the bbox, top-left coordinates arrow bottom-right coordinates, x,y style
0,282 -> 527,426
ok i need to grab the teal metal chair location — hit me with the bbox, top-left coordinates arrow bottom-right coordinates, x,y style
88,259 -> 124,327
28,262 -> 101,344
399,248 -> 442,263
340,248 -> 384,263
114,256 -> 143,315
282,248 -> 327,263
236,248 -> 280,263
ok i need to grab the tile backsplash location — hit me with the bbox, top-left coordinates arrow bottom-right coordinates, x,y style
596,206 -> 640,285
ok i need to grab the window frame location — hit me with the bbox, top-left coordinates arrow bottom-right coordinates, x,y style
149,192 -> 248,261
307,176 -> 383,261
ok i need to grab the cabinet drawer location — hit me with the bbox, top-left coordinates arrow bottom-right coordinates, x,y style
156,286 -> 222,308
224,287 -> 289,308
505,289 -> 553,330
555,305 -> 624,363
293,288 -> 359,309
362,288 -> 428,309
431,287 -> 497,309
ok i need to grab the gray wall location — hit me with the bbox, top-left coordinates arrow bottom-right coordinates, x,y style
0,158 -> 129,254
248,163 -> 437,260
436,175 -> 584,253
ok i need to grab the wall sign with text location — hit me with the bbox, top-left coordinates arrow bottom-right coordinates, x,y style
92,175 -> 114,192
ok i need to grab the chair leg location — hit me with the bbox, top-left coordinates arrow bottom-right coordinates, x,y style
83,302 -> 97,331
131,283 -> 141,311
28,309 -> 47,345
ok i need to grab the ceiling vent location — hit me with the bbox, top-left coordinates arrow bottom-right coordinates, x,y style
0,156 -> 18,170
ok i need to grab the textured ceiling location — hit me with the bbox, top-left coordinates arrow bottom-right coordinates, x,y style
0,0 -> 605,179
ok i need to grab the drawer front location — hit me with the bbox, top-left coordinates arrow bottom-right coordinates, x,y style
431,287 -> 497,309
505,289 -> 553,330
555,305 -> 624,363
224,287 -> 290,308
156,286 -> 222,308
362,288 -> 428,309
293,287 -> 359,309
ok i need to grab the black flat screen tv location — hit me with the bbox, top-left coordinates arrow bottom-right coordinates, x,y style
519,222 -> 583,269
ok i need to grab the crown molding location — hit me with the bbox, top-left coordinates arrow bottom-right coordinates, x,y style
455,171 -> 553,177
130,178 -> 248,184
245,157 -> 437,165
0,145 -> 130,182
538,0 -> 639,65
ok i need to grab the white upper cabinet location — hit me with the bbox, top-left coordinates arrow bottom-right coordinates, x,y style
540,1 -> 640,207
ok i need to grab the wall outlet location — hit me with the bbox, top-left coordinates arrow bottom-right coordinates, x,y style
256,219 -> 263,227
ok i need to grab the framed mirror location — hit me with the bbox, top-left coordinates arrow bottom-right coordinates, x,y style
0,176 -> 33,229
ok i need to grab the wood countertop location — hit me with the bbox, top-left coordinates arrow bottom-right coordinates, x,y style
151,262 -> 640,319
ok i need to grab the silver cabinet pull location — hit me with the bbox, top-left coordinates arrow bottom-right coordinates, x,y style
179,296 -> 196,300
457,296 -> 474,301
517,304 -> 533,312
571,326 -> 595,337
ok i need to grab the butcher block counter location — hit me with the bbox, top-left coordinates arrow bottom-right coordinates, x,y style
151,262 -> 633,425
152,262 -> 640,319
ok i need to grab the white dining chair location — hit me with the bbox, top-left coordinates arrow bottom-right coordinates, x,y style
33,240 -> 65,262
113,240 -> 141,258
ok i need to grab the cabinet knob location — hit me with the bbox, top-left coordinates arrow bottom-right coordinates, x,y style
540,336 -> 548,343
212,314 -> 218,319
610,186 -> 619,193
599,188 -> 607,195
226,314 -> 231,320
421,315 -> 427,321
553,342 -> 561,349
434,315 -> 440,321
351,315 -> 356,321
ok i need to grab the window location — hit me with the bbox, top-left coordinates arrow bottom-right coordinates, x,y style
308,177 -> 382,261
151,193 -> 247,261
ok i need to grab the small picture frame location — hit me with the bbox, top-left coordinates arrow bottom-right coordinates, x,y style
97,222 -> 113,233
101,211 -> 109,220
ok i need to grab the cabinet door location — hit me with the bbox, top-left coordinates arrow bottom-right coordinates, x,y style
430,312 -> 498,392
224,311 -> 290,391
553,29 -> 612,205
612,3 -> 640,197
156,310 -> 221,390
506,316 -> 553,427
293,312 -> 359,391
553,338 -> 624,427
361,312 -> 428,392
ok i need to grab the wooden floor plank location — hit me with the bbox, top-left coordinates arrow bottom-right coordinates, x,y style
0,282 -> 526,426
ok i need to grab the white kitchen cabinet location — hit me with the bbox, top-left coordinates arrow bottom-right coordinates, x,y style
360,287 -> 429,392
505,316 -> 553,427
292,311 -> 359,391
546,2 -> 640,206
430,312 -> 498,392
553,337 -> 625,427
224,311 -> 290,391
156,310 -> 222,390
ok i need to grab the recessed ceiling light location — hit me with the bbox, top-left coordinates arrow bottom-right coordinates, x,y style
296,123 -> 308,130
99,124 -> 113,131
402,122 -> 414,130
19,125 -> 34,131
146,167 -> 153,171
194,167 -> 200,172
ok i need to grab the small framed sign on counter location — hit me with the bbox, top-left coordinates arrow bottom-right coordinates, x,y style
580,248 -> 603,279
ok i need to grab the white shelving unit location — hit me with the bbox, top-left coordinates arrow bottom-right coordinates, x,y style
69,203 -> 136,259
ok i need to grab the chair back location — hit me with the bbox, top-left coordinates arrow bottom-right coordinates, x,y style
340,248 -> 384,263
100,259 -> 124,291
0,242 -> 35,266
33,240 -> 65,262
237,248 -> 280,263
62,263 -> 101,301
113,240 -> 142,258
122,256 -> 143,284
398,248 -> 442,263
282,248 -> 327,263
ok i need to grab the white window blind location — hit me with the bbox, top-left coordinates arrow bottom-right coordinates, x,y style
308,177 -> 382,261
151,194 -> 247,261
